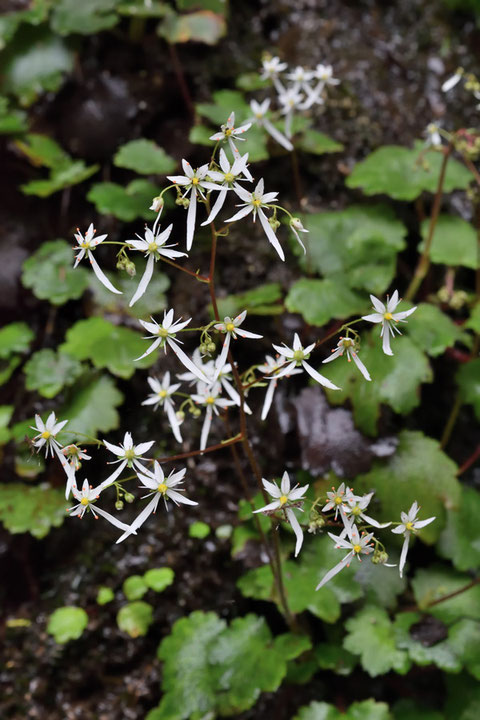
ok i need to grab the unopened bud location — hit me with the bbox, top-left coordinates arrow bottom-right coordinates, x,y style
124,492 -> 135,504
269,216 -> 280,231
199,343 -> 208,354
372,549 -> 389,565
150,195 -> 164,213
190,407 -> 201,418
207,342 -> 216,354
291,217 -> 305,231
115,500 -> 124,511
176,410 -> 185,422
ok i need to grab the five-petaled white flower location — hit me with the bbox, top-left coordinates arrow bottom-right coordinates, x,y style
102,431 -> 154,486
61,444 -> 91,472
253,471 -> 309,556
167,161 -> 223,250
116,461 -> 197,543
209,111 -> 252,159
73,223 -> 122,295
342,492 -> 391,529
248,99 -> 293,151
322,337 -> 371,381
226,179 -> 285,260
258,354 -> 302,420
142,373 -> 183,443
201,149 -> 252,225
272,332 -> 341,390
213,310 -> 263,379
190,383 -> 236,451
302,63 -> 339,109
316,521 -> 375,590
67,478 -> 132,533
321,482 -> 356,521
286,66 -> 314,94
127,221 -> 186,307
136,309 -> 209,383
31,412 -> 75,497
362,290 -> 417,356
277,87 -> 304,138
260,56 -> 287,93
391,502 -> 435,578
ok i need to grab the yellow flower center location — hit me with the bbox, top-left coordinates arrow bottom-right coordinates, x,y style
279,495 -> 288,505
334,496 -> 343,505
192,177 -> 199,185
353,544 -> 362,553
41,431 -> 51,440
384,312 -> 393,320
293,350 -> 305,362
81,240 -> 91,250
157,327 -> 169,337
206,396 -> 216,405
343,338 -> 353,347
225,128 -> 234,136
224,172 -> 234,183
351,506 -> 361,516
252,198 -> 262,207
226,322 -> 235,332
124,449 -> 136,461
406,521 -> 414,531
158,390 -> 168,398
157,483 -> 167,493
255,112 -> 263,119
148,242 -> 157,252
80,498 -> 89,506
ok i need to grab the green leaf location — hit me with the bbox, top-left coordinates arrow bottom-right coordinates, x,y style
47,607 -> 88,644
0,96 -> 27,134
87,179 -> 160,221
419,215 -> 478,269
88,258 -> 170,319
0,26 -> 74,106
457,359 -> 480,420
60,317 -> 156,378
297,128 -> 344,155
96,586 -> 115,605
123,575 -> 148,601
117,601 -> 154,637
293,699 -> 392,720
353,555 -> 406,608
355,431 -> 460,542
188,124 -> 213,146
59,373 -> 124,440
445,673 -> 480,720
144,567 -> 175,592
449,619 -> 480,679
197,89 -> 249,125
114,139 -> 176,175
158,10 -> 226,45
235,72 -> 269,91
117,1 -> 170,17
0,483 -> 68,539
0,322 -> 34,359
437,486 -> 480,572
393,611 -> 461,672
346,143 -> 472,201
21,160 -> 99,197
314,642 -> 357,676
22,240 -> 90,305
0,0 -> 52,50
0,405 -> 14,445
285,278 -> 366,326
324,334 -> 432,434
215,283 -> 283,318
51,0 -> 120,35
292,205 -> 406,294
344,605 -> 411,677
16,132 -> 70,168
24,350 -> 83,398
392,700 -> 444,720
238,536 -> 363,623
406,303 -> 461,356
0,357 -> 21,386
189,521 -> 211,538
412,566 -> 480,623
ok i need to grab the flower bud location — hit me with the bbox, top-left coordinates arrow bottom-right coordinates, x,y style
199,343 -> 208,355
190,407 -> 202,418
125,260 -> 136,277
207,342 -> 216,354
124,492 -> 135,504
115,500 -> 124,511
268,216 -> 280,231
176,410 -> 185,422
291,217 -> 305,232
150,195 -> 164,213
372,548 -> 389,565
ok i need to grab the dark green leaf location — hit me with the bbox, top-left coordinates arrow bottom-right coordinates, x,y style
393,611 -> 460,672
0,322 -> 34,359
412,565 -> 480,622
215,283 -> 283,318
21,160 -> 99,197
59,373 -> 124,440
87,180 -> 160,221
406,303 -> 461,356
51,0 -> 120,35
22,240 -> 90,305
457,359 -> 480,420
0,405 -> 14,445
114,139 -> 176,175
0,483 -> 67,539
0,357 -> 21,386
437,486 -> 480,572
449,619 -> 480,679
24,350 -> 83,398
0,96 -> 27,134
392,700 -> 444,720
285,278 -> 366,326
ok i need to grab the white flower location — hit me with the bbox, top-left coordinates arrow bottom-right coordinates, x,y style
248,99 -> 293,151
61,444 -> 91,472
424,122 -> 442,148
116,461 -> 197,543
321,482 -> 356,521
102,431 -> 155,486
150,195 -> 164,212
289,217 -> 308,253
260,56 -> 287,93
201,149 -> 252,225
142,373 -> 183,443
31,411 -> 75,497
253,471 -> 309,556
362,290 -> 417,356
286,65 -> 314,94
226,179 -> 285,260
177,351 -> 252,414
322,337 -> 371,381
167,161 -> 224,250
73,224 -> 122,295
271,332 -> 341,390
136,309 -> 209,383
190,383 -> 236,450
313,63 -> 340,86
316,521 -> 375,590
127,222 -> 186,307
343,491 -> 391,529
391,502 -> 435,578
258,354 -> 302,420
277,87 -> 304,138
209,111 -> 252,158
213,310 -> 263,379
67,478 -> 132,533
302,63 -> 340,109
442,70 -> 462,93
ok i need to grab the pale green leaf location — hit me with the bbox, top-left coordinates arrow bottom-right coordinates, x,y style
87,179 -> 160,221
412,566 -> 480,623
22,240 -> 90,305
457,359 -> 480,420
96,586 -> 115,605
297,128 -> 343,155
47,606 -> 88,644
214,282 -> 283,318
449,619 -> 480,679
0,483 -> 67,539
406,303 -> 461,356
24,350 -> 83,398
437,486 -> 480,572
51,0 -> 120,35
420,215 -> 478,269
285,278 -> 367,326
123,575 -> 148,601
0,322 -> 34,359
114,139 -> 176,175
293,699 -> 392,720
393,611 -> 461,672
144,567 -> 175,592
117,601 -> 154,637
59,373 -> 124,440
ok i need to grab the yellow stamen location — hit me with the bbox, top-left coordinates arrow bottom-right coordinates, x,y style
353,544 -> 362,553
384,312 -> 393,320
157,327 -> 169,337
80,498 -> 89,506
206,396 -> 216,405
406,521 -> 414,531
334,497 -> 343,505
41,431 -> 51,440
252,198 -> 262,207
158,390 -> 168,398
279,495 -> 288,506
157,483 -> 167,493
226,322 -> 235,332
192,177 -> 199,185
148,242 -> 157,252
224,172 -> 234,183
225,128 -> 234,136
124,449 -> 136,460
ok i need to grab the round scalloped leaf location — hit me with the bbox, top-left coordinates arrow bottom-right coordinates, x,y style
286,278 -> 367,326
144,567 -> 175,592
114,139 -> 176,175
123,575 -> 148,601
158,10 -> 226,46
393,611 -> 460,673
24,350 -> 83,398
0,483 -> 68,539
117,601 -> 154,637
412,566 -> 480,624
96,586 -> 115,605
419,215 -> 478,269
346,144 -> 471,201
189,521 -> 211,539
59,373 -> 124,440
51,0 -> 120,35
60,317 -> 156,378
297,129 -> 344,155
47,606 -> 88,644
293,699 -> 392,720
456,358 -> 480,420
355,431 -> 460,542
0,322 -> 34,359
87,180 -> 160,222
22,240 -> 90,305
405,303 -> 461,356
437,486 -> 480,572
449,619 -> 480,679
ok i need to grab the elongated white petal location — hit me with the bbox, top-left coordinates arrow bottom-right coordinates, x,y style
225,205 -> 253,223
261,379 -> 277,420
201,187 -> 228,226
280,471 -> 291,494
302,361 -> 341,391
88,252 -> 122,294
442,72 -> 462,92
186,189 -> 197,250
167,489 -> 198,506
391,524 -> 406,534
393,307 -> 417,321
399,534 -> 410,578
362,313 -> 383,323
129,253 -> 155,307
263,118 -> 294,151
103,439 -> 124,456
258,209 -> 285,261
322,347 -> 344,364
360,513 -> 391,528
370,294 -> 386,313
200,407 -> 213,451
116,495 -> 159,543
101,459 -> 128,488
166,401 -> 183,443
316,552 -> 354,590
94,504 -> 132,532
273,361 -> 297,379
168,339 -> 209,383
262,478 -> 281,497
414,516 -> 436,529
214,333 -> 232,380
253,500 -> 281,513
286,508 -> 304,557
135,441 -> 155,455
352,353 -> 371,381
382,326 -> 393,355
135,336 -> 162,361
